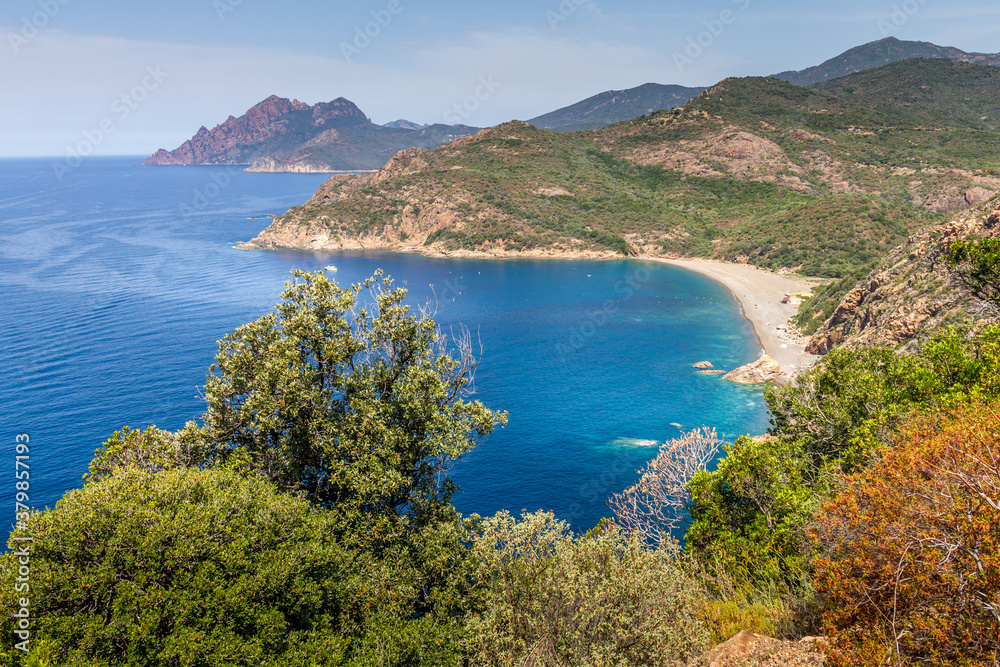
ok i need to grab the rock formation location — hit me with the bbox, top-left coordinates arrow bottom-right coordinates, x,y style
806,197 -> 1000,354
723,355 -> 785,384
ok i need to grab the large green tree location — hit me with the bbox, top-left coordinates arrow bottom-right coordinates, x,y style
200,270 -> 506,529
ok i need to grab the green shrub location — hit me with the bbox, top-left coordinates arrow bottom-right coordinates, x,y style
464,511 -> 710,666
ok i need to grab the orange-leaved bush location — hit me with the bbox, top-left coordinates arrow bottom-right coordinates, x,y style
813,401 -> 1000,666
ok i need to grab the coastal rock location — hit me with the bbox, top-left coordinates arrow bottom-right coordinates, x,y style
698,370 -> 726,376
693,361 -> 714,369
723,355 -> 785,384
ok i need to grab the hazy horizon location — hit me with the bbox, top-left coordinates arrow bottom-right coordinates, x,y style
3,0 -> 999,157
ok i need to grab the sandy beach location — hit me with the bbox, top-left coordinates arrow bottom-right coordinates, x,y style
645,257 -> 824,376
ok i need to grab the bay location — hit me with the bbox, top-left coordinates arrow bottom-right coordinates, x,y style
1,157 -> 769,532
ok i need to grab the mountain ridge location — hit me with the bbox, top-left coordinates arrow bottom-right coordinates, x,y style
144,96 -> 479,172
773,36 -> 1000,87
241,58 -> 1000,359
526,82 -> 706,132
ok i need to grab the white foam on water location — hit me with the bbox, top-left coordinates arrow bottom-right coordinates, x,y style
610,437 -> 660,448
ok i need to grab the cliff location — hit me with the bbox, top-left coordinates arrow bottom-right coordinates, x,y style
805,197 -> 1000,353
144,96 -> 479,171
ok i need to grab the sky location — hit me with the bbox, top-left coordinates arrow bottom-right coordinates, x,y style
1,0 -> 999,157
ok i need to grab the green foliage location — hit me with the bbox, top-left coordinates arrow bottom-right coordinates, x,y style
683,326 -> 1000,598
84,424 -> 208,483
767,325 -> 1000,469
685,437 -> 818,585
1,467 -> 471,666
464,511 -> 710,666
949,235 -> 1000,309
200,270 -> 507,530
2,468 -> 351,665
814,58 -> 1000,132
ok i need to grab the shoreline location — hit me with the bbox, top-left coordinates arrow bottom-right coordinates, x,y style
645,257 -> 823,376
241,239 -> 824,377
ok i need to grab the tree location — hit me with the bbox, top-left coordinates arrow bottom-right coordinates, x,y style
685,436 -> 817,585
766,326 -> 1000,472
608,428 -> 721,543
0,466 -> 470,666
199,270 -> 507,529
463,511 -> 710,666
949,237 -> 1000,313
813,402 -> 1000,666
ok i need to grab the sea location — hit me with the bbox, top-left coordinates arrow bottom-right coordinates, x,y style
1,156 -> 769,534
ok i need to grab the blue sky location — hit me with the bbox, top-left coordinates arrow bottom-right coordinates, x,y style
2,0 -> 999,156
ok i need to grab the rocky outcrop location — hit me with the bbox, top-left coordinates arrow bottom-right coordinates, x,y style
807,197 -> 1000,354
145,96 -> 479,171
693,361 -> 714,369
145,95 -> 320,165
723,355 -> 785,384
245,157 -> 342,173
689,630 -> 828,667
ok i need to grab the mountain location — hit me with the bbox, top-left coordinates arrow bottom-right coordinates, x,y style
813,58 -> 1000,131
144,96 -> 479,171
527,83 -> 706,132
245,61 -> 1000,264
383,120 -> 427,130
773,36 -> 1000,87
242,59 -> 1000,351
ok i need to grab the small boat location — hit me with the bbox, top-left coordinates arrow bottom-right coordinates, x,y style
324,265 -> 337,272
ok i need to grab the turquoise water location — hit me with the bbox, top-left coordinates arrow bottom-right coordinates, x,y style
1,157 -> 769,532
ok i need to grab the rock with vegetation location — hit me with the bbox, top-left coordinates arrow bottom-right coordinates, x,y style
798,197 -> 1000,353
245,59 -> 999,290
145,95 -> 479,171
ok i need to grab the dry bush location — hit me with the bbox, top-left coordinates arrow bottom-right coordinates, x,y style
813,402 -> 1000,666
608,428 -> 721,543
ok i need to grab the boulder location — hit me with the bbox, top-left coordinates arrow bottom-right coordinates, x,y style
722,355 -> 785,384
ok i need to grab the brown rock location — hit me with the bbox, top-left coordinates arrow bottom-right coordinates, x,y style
689,631 -> 828,667
723,355 -> 785,384
693,361 -> 714,369
144,96 -> 370,166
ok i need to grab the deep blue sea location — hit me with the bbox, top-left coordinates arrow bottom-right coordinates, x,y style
1,156 -> 769,533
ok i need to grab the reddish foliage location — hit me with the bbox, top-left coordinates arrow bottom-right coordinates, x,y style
813,402 -> 1000,666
